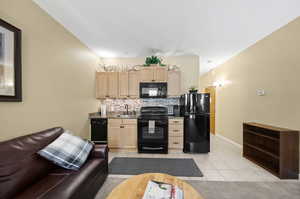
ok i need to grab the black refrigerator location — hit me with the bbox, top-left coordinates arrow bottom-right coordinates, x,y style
180,92 -> 210,153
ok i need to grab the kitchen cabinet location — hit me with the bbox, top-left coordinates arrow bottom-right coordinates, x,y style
140,67 -> 154,82
96,67 -> 178,99
128,71 -> 140,98
107,72 -> 119,98
118,71 -> 140,98
154,67 -> 168,82
167,71 -> 181,96
118,72 -> 129,98
108,119 -> 137,150
168,118 -> 184,150
96,72 -> 118,99
96,72 -> 108,99
140,67 -> 167,82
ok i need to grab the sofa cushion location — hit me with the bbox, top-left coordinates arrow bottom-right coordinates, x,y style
0,127 -> 64,199
38,131 -> 94,170
14,173 -> 70,199
14,158 -> 108,199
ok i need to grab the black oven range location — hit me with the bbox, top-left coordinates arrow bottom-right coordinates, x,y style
138,106 -> 168,153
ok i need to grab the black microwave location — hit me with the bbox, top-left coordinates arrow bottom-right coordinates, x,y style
140,82 -> 167,98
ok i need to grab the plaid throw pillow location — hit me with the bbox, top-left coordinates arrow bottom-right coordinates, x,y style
38,131 -> 94,170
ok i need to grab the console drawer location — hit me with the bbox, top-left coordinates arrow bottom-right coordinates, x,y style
169,136 -> 183,149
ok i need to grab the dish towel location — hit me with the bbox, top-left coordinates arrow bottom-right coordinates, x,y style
149,120 -> 155,134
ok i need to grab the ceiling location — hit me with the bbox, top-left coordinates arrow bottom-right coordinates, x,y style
33,0 -> 300,74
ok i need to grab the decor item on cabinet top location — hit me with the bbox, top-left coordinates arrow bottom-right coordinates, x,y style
168,65 -> 180,71
189,86 -> 198,93
144,56 -> 167,67
97,61 -> 143,72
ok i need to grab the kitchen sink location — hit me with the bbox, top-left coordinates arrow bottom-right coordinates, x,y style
115,111 -> 138,118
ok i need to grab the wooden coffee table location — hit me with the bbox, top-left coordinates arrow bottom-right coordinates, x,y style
106,173 -> 204,199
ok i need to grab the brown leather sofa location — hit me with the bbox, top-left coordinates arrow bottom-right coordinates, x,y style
0,127 -> 108,199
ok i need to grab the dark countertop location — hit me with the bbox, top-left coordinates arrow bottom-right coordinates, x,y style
89,112 -> 183,119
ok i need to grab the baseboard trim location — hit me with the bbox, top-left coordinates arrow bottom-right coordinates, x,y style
215,133 -> 242,148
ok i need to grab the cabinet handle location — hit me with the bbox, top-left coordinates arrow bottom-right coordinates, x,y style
120,126 -> 125,128
173,130 -> 179,132
173,142 -> 179,144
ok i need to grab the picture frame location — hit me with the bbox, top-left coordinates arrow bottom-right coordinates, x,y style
0,18 -> 22,102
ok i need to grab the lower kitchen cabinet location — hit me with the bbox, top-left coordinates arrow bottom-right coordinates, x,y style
169,118 -> 184,150
108,119 -> 137,150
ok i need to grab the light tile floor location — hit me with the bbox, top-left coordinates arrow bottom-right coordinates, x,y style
108,135 -> 299,182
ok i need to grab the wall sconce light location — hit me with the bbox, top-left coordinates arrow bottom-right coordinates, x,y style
213,80 -> 223,87
213,80 -> 229,87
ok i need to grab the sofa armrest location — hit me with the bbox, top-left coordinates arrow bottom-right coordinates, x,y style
90,144 -> 108,160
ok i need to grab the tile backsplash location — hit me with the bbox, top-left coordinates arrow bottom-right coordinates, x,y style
142,98 -> 179,107
100,98 -> 180,112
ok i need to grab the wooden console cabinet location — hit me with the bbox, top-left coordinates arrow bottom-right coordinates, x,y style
243,122 -> 299,179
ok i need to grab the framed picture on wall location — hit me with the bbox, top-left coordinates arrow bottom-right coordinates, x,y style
0,18 -> 22,102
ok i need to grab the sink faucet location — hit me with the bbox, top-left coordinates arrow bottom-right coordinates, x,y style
125,104 -> 129,115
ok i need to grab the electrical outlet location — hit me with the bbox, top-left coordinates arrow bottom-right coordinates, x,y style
256,89 -> 265,96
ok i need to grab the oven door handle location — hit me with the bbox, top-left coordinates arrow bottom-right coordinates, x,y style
142,147 -> 164,150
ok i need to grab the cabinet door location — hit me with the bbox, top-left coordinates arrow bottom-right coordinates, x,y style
96,72 -> 108,99
167,71 -> 181,96
107,72 -> 119,98
154,67 -> 168,82
128,71 -> 140,98
118,72 -> 129,98
121,124 -> 137,149
108,119 -> 122,148
169,136 -> 183,149
140,67 -> 154,82
108,126 -> 121,148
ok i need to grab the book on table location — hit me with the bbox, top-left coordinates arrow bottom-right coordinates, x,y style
142,180 -> 184,199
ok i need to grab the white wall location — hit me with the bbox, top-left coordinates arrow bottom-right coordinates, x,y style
0,0 -> 99,141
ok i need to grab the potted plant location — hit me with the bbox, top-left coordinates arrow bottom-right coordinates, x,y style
144,56 -> 165,67
189,86 -> 198,93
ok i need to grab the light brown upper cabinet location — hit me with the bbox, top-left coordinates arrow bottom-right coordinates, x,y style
140,67 -> 154,82
128,71 -> 140,98
107,72 -> 119,98
96,72 -> 108,99
154,67 -> 168,82
118,72 -> 129,98
96,72 -> 118,99
140,67 -> 167,82
167,71 -> 181,96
